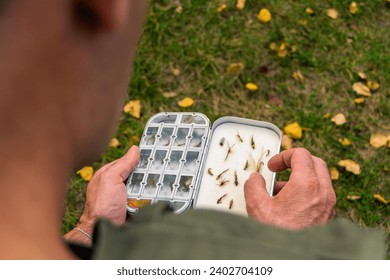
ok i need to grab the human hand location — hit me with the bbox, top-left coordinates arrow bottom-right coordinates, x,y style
76,146 -> 140,235
244,148 -> 336,230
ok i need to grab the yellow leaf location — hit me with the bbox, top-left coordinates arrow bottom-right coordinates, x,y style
338,137 -> 352,146
352,82 -> 371,97
338,159 -> 361,175
284,122 -> 303,140
348,2 -> 358,14
245,83 -> 258,91
291,45 -> 298,53
217,4 -> 227,13
127,198 -> 152,209
331,113 -> 347,125
77,166 -> 94,182
327,9 -> 338,20
323,113 -> 331,119
299,19 -> 308,25
236,0 -> 246,10
354,97 -> 365,104
281,134 -> 293,150
109,138 -> 120,148
358,72 -> 367,80
178,97 -> 194,108
175,5 -> 183,14
171,68 -> 181,76
269,42 -> 278,51
347,194 -> 361,201
123,100 -> 141,119
292,70 -> 304,81
370,133 -> 390,148
367,80 -> 380,91
163,91 -> 177,98
227,62 -> 244,74
277,42 -> 288,58
373,194 -> 390,205
305,7 -> 314,15
257,8 -> 272,23
329,167 -> 339,180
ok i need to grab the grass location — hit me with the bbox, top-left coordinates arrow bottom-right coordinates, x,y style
63,0 -> 390,258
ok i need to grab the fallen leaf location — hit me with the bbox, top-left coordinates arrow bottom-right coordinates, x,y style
277,42 -> 288,58
171,68 -> 180,76
329,167 -> 339,180
348,2 -> 358,14
281,134 -> 293,150
327,9 -> 338,20
109,138 -> 120,148
338,159 -> 361,175
350,24 -> 359,31
367,80 -> 380,91
175,5 -> 183,14
331,113 -> 347,125
236,0 -> 246,10
227,62 -> 244,74
373,194 -> 390,205
292,70 -> 304,81
123,100 -> 141,119
291,45 -> 298,52
284,122 -> 303,140
370,133 -> 390,148
178,97 -> 194,108
338,137 -> 352,146
358,72 -> 367,80
323,113 -> 331,119
352,82 -> 371,96
299,19 -> 308,25
129,135 -> 140,146
347,194 -> 361,201
127,198 -> 152,209
347,38 -> 353,44
269,42 -> 278,51
217,4 -> 227,13
77,166 -> 94,181
354,97 -> 365,104
163,91 -> 177,98
305,7 -> 315,15
258,8 -> 272,23
245,83 -> 258,91
258,65 -> 269,74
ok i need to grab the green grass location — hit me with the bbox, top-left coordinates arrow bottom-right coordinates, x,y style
63,0 -> 390,258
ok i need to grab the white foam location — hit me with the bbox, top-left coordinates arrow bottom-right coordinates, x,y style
194,122 -> 280,216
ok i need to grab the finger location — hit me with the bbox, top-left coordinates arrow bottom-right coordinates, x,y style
94,158 -> 120,176
244,173 -> 271,217
268,148 -> 315,172
268,148 -> 317,182
273,181 -> 287,195
107,146 -> 140,181
311,156 -> 336,209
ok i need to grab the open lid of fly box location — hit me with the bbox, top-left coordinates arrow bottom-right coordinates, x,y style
126,112 -> 281,216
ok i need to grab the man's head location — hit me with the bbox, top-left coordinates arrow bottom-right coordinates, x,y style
0,0 -> 148,167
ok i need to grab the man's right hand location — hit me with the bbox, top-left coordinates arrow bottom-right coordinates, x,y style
244,148 -> 336,230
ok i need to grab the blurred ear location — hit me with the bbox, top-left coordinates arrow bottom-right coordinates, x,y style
72,0 -> 129,33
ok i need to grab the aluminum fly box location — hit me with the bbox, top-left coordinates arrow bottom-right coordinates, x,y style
126,112 -> 281,216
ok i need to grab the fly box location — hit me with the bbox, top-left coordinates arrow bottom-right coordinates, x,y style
126,112 -> 282,216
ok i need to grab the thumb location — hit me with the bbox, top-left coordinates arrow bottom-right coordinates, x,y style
108,146 -> 140,181
244,173 -> 271,216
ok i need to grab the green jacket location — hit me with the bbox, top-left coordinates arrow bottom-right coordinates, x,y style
69,204 -> 386,259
